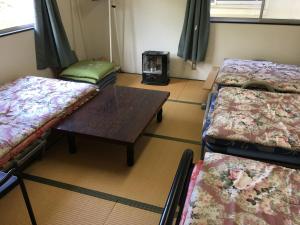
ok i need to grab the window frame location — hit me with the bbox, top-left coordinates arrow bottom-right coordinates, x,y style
0,24 -> 34,37
0,0 -> 35,37
210,0 -> 300,26
210,17 -> 300,26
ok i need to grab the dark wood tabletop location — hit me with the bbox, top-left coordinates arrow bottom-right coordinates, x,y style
57,85 -> 170,145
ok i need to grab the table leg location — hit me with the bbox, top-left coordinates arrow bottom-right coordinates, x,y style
67,133 -> 77,154
127,144 -> 134,166
157,108 -> 163,123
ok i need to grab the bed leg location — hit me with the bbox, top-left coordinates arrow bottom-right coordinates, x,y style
200,144 -> 205,160
67,133 -> 77,154
38,143 -> 46,160
159,150 -> 194,225
157,108 -> 163,123
127,144 -> 134,166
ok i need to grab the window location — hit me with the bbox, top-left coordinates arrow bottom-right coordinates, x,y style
0,0 -> 34,35
211,0 -> 300,24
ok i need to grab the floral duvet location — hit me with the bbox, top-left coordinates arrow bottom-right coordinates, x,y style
180,152 -> 300,225
216,59 -> 300,93
206,87 -> 300,151
0,76 -> 97,166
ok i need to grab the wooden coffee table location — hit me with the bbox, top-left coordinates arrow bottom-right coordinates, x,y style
56,85 -> 170,166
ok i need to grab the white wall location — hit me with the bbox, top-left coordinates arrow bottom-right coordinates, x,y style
0,31 -> 52,84
101,0 -> 300,80
209,23 -> 300,65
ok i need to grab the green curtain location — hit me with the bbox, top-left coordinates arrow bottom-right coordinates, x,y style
34,0 -> 78,70
178,0 -> 210,64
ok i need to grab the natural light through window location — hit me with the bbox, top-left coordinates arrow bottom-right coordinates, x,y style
211,0 -> 300,21
0,0 -> 34,31
211,0 -> 262,18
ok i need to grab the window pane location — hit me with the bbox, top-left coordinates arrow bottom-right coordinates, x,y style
0,0 -> 34,30
211,0 -> 262,18
262,0 -> 300,20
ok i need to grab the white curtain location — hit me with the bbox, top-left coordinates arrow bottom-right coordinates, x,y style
112,0 -> 138,73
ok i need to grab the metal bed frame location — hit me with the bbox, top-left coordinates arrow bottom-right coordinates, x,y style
1,133 -> 48,172
159,150 -> 194,225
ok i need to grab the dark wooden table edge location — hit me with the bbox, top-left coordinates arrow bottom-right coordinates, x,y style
55,91 -> 170,167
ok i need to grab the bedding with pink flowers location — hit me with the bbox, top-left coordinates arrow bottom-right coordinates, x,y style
216,59 -> 300,93
180,152 -> 300,225
0,76 -> 97,167
205,87 -> 300,152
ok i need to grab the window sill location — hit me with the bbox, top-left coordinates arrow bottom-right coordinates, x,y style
210,17 -> 300,26
0,24 -> 34,38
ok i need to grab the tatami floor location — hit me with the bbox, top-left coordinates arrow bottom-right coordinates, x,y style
0,73 -> 209,225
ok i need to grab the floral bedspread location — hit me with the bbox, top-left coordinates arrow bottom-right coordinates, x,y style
0,76 -> 97,164
206,87 -> 300,151
181,152 -> 300,225
216,59 -> 300,93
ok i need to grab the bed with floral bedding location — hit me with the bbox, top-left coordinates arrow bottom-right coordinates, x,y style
216,59 -> 300,93
206,87 -> 300,151
0,76 -> 98,167
179,152 -> 300,225
202,87 -> 300,165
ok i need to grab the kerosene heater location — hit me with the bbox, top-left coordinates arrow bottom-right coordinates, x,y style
142,51 -> 170,85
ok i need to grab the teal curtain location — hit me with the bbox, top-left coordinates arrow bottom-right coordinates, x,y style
34,0 -> 77,70
178,0 -> 210,64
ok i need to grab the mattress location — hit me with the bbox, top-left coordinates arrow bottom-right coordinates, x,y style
0,76 -> 98,166
202,87 -> 300,165
216,59 -> 300,93
180,152 -> 300,225
206,87 -> 300,152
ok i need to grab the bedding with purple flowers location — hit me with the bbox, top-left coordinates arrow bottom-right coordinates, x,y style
0,76 -> 97,167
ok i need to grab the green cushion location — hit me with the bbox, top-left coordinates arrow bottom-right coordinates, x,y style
60,60 -> 115,82
63,76 -> 99,84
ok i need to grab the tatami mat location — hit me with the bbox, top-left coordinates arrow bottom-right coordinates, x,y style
116,73 -> 142,88
116,73 -> 207,102
146,101 -> 204,142
0,186 -> 31,225
105,203 -> 161,225
25,136 -> 200,207
0,180 -> 115,225
177,80 -> 209,103
137,79 -> 187,100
